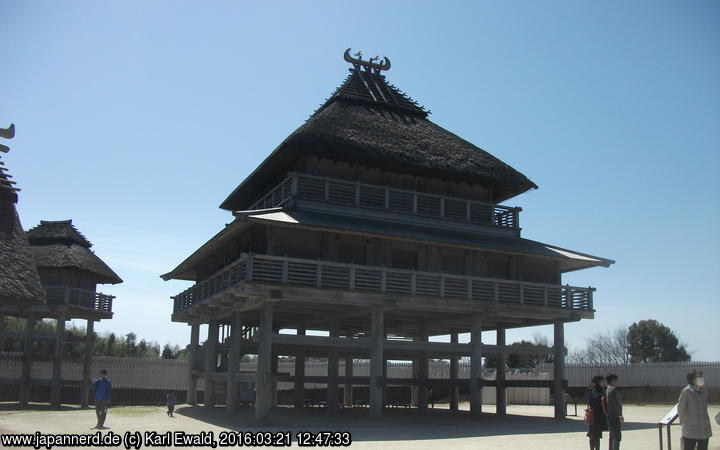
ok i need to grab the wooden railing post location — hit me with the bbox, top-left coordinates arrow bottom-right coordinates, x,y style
519,282 -> 524,304
349,263 -> 356,290
565,285 -> 572,309
410,270 -> 416,295
281,260 -> 288,284
543,286 -> 549,307
316,262 -> 323,287
381,268 -> 387,293
494,281 -> 499,303
245,255 -> 254,282
440,274 -> 446,298
291,172 -> 299,197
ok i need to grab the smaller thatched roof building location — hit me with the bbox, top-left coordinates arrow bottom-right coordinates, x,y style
26,220 -> 123,285
0,152 -> 45,306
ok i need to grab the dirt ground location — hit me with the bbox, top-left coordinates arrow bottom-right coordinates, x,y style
1,402 -> 719,449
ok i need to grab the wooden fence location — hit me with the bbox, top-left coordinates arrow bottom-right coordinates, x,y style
3,354 -> 716,406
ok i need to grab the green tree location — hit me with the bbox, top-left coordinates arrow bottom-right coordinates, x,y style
627,320 -> 691,363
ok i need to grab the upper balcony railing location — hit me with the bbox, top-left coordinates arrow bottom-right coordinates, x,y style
44,286 -> 114,313
248,172 -> 521,230
172,253 -> 593,314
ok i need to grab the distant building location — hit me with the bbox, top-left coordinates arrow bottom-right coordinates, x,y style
0,126 -> 122,408
163,50 -> 613,419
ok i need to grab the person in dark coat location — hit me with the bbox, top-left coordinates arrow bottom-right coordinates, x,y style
586,375 -> 608,450
605,374 -> 623,450
166,391 -> 177,417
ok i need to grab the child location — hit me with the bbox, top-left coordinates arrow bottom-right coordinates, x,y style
166,391 -> 176,417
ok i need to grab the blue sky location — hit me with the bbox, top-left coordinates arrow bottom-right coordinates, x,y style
2,1 -> 718,360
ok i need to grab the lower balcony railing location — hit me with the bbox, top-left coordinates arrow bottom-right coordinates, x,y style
172,254 -> 594,314
44,286 -> 114,313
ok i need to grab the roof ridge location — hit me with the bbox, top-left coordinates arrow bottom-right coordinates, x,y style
313,69 -> 428,119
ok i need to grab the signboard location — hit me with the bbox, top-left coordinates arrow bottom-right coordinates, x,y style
659,404 -> 678,425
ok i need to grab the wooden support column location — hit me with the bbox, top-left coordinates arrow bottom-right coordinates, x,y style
449,330 -> 459,411
226,313 -> 243,412
294,326 -> 306,409
271,351 -> 279,407
81,319 -> 94,408
343,356 -> 353,407
327,320 -> 340,413
417,323 -> 429,412
255,302 -> 273,419
411,357 -> 419,406
0,314 -> 5,357
19,314 -> 34,406
186,323 -> 200,405
204,320 -> 219,408
470,315 -> 483,418
553,320 -> 566,419
369,305 -> 384,418
496,327 -> 507,415
51,314 -> 66,408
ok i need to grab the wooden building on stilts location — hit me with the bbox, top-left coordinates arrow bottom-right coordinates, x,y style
0,125 -> 122,407
163,51 -> 614,420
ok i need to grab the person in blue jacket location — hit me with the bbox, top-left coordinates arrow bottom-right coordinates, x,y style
89,369 -> 112,429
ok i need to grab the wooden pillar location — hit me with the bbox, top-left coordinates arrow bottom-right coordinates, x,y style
496,327 -> 507,415
327,321 -> 340,413
81,319 -> 94,408
271,352 -> 279,407
294,326 -> 306,409
19,314 -> 34,406
449,330 -> 459,411
255,303 -> 273,419
553,320 -> 566,419
204,320 -> 219,408
226,313 -> 243,412
51,314 -> 66,408
0,314 -> 6,356
369,305 -> 384,418
470,315 -> 483,418
186,323 -> 200,405
343,356 -> 353,407
417,323 -> 429,411
411,357 -> 419,406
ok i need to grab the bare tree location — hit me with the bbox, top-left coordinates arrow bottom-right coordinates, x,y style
567,326 -> 630,365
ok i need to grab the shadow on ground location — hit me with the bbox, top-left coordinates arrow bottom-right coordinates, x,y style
175,405 -> 657,442
0,402 -> 81,412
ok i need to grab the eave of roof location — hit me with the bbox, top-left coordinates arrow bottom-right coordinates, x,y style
242,209 -> 613,273
161,208 -> 613,282
29,243 -> 123,284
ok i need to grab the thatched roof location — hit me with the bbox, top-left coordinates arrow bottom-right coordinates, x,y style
220,68 -> 537,211
0,157 -> 45,306
26,220 -> 123,284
